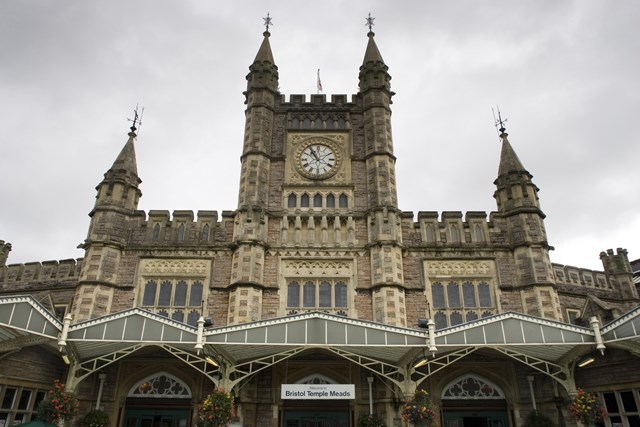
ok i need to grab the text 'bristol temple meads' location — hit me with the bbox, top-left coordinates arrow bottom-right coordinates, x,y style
1,18 -> 640,427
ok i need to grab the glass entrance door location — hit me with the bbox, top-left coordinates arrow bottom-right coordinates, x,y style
125,409 -> 191,427
443,411 -> 508,427
283,410 -> 349,427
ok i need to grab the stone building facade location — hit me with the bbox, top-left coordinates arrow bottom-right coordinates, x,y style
1,28 -> 640,427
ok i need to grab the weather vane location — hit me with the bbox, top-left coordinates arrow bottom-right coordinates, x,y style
365,13 -> 375,32
263,13 -> 273,32
492,106 -> 507,135
128,104 -> 144,134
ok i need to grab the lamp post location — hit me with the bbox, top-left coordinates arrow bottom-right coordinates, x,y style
367,376 -> 374,415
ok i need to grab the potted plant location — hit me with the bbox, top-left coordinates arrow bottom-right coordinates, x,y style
570,388 -> 608,426
401,390 -> 436,427
35,380 -> 79,424
524,410 -> 554,427
79,409 -> 110,427
197,388 -> 235,427
358,413 -> 386,427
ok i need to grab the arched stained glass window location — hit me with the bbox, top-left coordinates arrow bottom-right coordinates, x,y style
319,281 -> 331,307
303,281 -> 315,307
288,194 -> 297,208
478,281 -> 492,307
462,281 -> 476,307
339,194 -> 348,208
174,281 -> 187,306
159,281 -> 172,306
326,194 -> 335,208
143,280 -> 157,306
447,282 -> 461,308
335,281 -> 347,307
288,281 -> 300,307
432,282 -> 445,308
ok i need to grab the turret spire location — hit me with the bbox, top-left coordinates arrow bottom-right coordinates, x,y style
246,15 -> 278,93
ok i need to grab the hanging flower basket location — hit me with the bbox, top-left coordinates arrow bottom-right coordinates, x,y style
79,409 -> 110,427
570,388 -> 607,426
197,388 -> 235,427
401,390 -> 436,427
35,380 -> 80,423
358,413 -> 386,427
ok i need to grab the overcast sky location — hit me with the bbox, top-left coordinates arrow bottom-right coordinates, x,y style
1,1 -> 638,271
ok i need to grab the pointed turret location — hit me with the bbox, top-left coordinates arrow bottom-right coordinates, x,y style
358,30 -> 392,94
492,124 -> 557,317
493,129 -> 541,214
94,125 -> 142,212
245,31 -> 279,94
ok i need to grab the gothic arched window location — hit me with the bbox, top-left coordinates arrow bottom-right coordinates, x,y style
301,194 -> 310,208
326,194 -> 335,208
288,193 -> 297,208
339,194 -> 348,208
314,193 -> 323,208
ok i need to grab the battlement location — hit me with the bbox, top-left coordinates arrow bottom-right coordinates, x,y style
552,262 -> 610,289
278,94 -> 358,110
600,248 -> 633,275
1,258 -> 83,286
403,210 -> 502,246
123,209 -> 235,247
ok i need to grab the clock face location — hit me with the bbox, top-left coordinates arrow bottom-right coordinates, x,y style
299,144 -> 336,177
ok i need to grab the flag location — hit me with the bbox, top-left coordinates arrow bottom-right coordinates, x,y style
317,69 -> 323,93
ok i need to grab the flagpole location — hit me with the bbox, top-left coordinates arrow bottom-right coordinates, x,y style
317,69 -> 323,94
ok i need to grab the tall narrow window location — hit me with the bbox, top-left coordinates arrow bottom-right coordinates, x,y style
462,281 -> 476,307
174,281 -> 188,306
190,281 -> 203,306
301,193 -> 310,208
288,281 -> 301,307
143,280 -> 157,306
335,281 -> 347,307
447,282 -> 461,308
450,225 -> 460,243
339,194 -> 348,208
478,282 -> 492,307
177,223 -> 185,242
474,224 -> 484,242
153,223 -> 161,241
201,224 -> 210,241
159,281 -> 172,306
326,194 -> 335,208
288,194 -> 297,208
319,281 -> 331,307
426,224 -> 435,242
432,282 -> 445,308
314,193 -> 323,208
303,281 -> 316,307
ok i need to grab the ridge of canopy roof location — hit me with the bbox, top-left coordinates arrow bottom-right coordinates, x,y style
0,294 -> 62,338
203,310 -> 426,338
601,305 -> 640,342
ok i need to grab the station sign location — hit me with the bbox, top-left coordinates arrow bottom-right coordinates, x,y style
281,384 -> 355,400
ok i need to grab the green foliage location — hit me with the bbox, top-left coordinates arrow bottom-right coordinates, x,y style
357,413 -> 386,427
524,411 -> 554,427
35,380 -> 79,423
401,390 -> 436,427
79,409 -> 110,427
197,388 -> 235,427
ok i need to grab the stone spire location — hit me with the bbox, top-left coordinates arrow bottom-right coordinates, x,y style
493,128 -> 541,214
358,30 -> 391,94
94,123 -> 142,212
246,30 -> 279,93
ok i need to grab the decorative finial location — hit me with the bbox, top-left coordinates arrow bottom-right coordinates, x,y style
127,104 -> 144,135
492,106 -> 507,135
365,12 -> 375,33
263,12 -> 273,33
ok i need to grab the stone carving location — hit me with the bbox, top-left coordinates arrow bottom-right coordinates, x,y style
426,260 -> 493,277
283,259 -> 352,277
140,259 -> 209,276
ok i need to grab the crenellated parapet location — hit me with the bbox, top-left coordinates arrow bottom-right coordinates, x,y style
1,258 -> 82,287
123,209 -> 235,247
403,211 -> 503,247
278,94 -> 358,132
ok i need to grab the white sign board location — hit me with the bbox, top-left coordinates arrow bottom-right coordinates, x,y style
281,384 -> 355,400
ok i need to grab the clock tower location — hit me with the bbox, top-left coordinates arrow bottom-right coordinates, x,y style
229,24 -> 407,326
